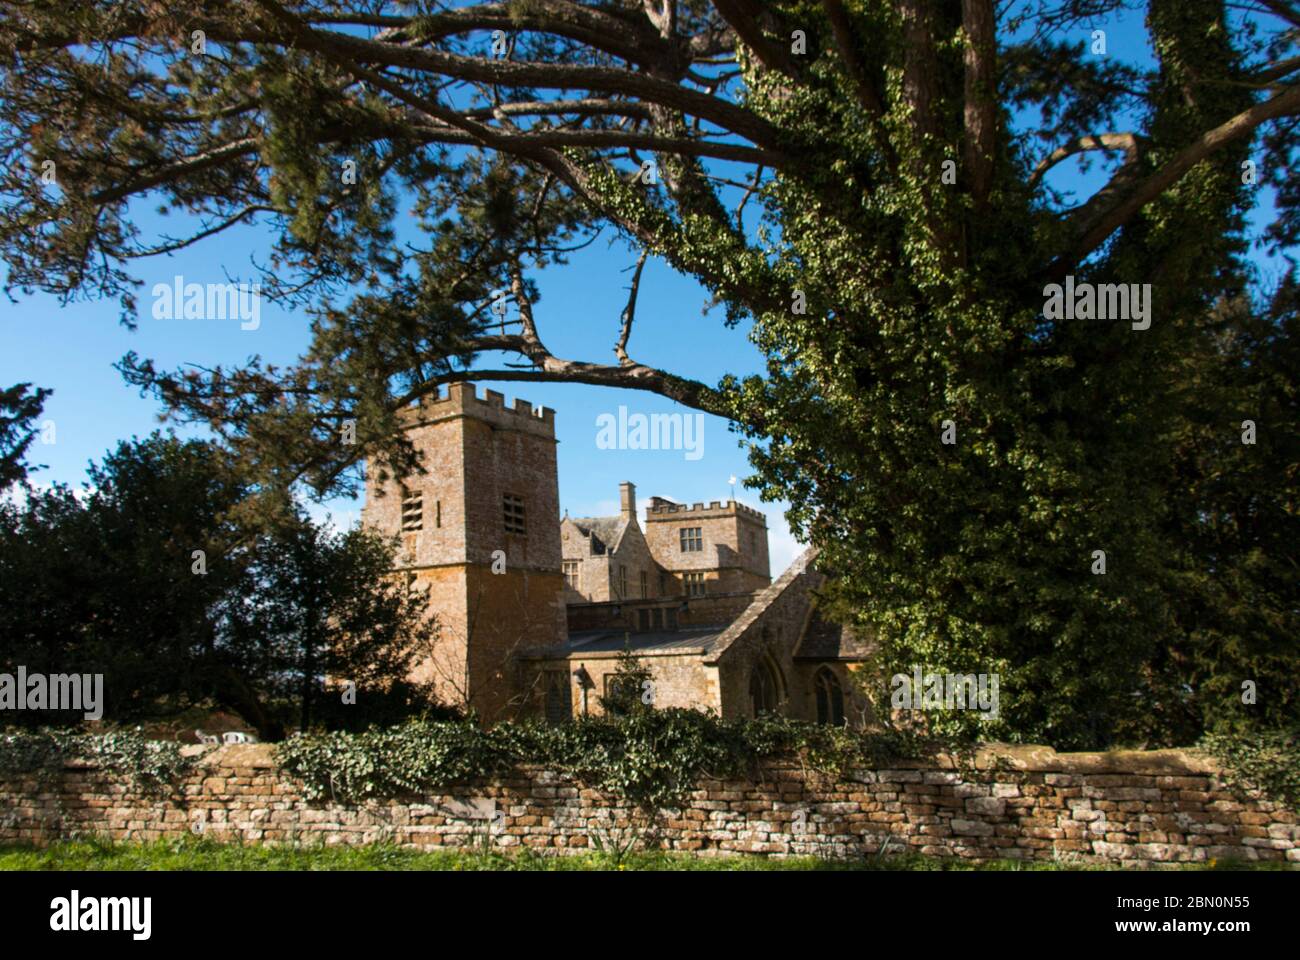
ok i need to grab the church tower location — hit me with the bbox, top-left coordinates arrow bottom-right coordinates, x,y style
361,382 -> 565,722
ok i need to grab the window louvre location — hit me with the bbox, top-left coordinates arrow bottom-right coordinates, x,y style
503,494 -> 526,534
401,490 -> 423,531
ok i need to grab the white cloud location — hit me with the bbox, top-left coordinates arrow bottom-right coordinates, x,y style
301,497 -> 361,532
1,482 -> 95,509
766,520 -> 803,578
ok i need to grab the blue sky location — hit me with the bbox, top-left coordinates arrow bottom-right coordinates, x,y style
1,198 -> 802,566
1,7 -> 1287,579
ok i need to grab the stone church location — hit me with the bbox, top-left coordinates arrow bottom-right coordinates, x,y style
361,383 -> 871,726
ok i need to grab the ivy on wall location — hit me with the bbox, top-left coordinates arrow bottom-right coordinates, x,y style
6,718 -> 1292,821
1201,726 -> 1300,814
273,711 -> 930,812
0,728 -> 197,795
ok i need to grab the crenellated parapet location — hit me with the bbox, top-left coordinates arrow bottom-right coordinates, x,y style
398,381 -> 556,439
645,498 -> 766,525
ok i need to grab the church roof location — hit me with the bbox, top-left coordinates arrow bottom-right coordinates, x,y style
566,515 -> 630,552
793,606 -> 874,661
528,625 -> 727,658
704,546 -> 820,663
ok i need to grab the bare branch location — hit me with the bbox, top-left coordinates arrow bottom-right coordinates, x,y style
733,164 -> 765,230
615,251 -> 649,366
1259,1 -> 1300,29
409,121 -> 782,166
122,205 -> 277,258
464,98 -> 652,121
88,137 -> 261,205
419,362 -> 733,419
1030,132 -> 1142,187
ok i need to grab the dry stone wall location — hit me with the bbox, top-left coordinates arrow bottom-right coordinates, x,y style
1,744 -> 1295,864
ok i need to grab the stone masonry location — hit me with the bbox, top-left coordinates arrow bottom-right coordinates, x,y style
643,496 -> 771,596
361,383 -> 565,722
2,744 -> 1295,865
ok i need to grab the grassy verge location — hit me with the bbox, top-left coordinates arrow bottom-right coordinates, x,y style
0,837 -> 1289,871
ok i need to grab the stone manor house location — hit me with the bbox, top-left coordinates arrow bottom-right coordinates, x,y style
361,383 -> 871,726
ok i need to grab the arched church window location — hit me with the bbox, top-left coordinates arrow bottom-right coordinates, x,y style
814,668 -> 845,726
544,671 -> 571,725
749,658 -> 782,717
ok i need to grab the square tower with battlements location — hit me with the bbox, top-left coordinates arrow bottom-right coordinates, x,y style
361,382 -> 565,722
643,497 -> 771,596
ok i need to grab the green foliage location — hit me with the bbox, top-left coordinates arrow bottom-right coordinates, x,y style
596,646 -> 654,717
275,712 -> 930,813
0,382 -> 51,489
0,432 -> 440,737
0,728 -> 196,795
1201,725 -> 1300,814
14,835 -> 1277,871
1,3 -> 1296,753
721,2 -> 1299,750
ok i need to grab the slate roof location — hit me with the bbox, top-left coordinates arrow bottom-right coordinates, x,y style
567,515 -> 629,553
793,606 -> 874,661
704,546 -> 819,663
528,625 -> 727,659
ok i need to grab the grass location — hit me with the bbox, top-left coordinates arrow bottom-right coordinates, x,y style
0,836 -> 1290,871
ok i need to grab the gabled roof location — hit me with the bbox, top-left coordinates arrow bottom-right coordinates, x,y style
704,546 -> 820,663
793,606 -> 874,661
565,515 -> 630,553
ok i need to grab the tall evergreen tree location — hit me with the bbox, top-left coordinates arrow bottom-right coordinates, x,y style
2,2 -> 1296,745
0,434 -> 436,736
0,382 -> 51,489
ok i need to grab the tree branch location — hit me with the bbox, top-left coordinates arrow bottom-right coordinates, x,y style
88,137 -> 261,205
417,363 -> 733,419
822,0 -> 885,119
961,0 -> 997,208
1053,82 -> 1300,272
251,0 -> 785,154
1030,132 -> 1142,188
711,0 -> 800,78
615,251 -> 649,366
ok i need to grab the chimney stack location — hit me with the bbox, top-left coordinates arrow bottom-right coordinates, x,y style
619,481 -> 637,523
